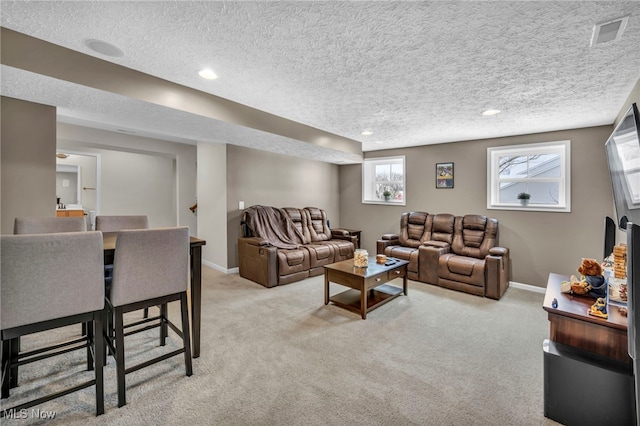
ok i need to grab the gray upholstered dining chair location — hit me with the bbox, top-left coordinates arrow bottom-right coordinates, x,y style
95,215 -> 149,232
14,216 -> 87,234
103,226 -> 192,407
0,231 -> 105,417
95,215 -> 151,316
13,216 -> 91,336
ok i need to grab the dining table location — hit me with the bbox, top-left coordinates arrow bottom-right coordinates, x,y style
102,232 -> 206,358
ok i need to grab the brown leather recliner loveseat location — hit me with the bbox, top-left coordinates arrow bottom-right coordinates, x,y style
377,212 -> 510,299
238,205 -> 355,287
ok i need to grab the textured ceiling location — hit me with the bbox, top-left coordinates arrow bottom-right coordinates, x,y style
2,1 -> 640,163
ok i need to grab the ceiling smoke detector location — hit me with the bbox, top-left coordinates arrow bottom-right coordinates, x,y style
591,16 -> 629,46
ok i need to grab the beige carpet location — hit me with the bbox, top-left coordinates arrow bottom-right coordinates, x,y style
1,266 -> 559,425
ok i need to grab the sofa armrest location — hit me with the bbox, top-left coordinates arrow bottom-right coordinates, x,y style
330,230 -> 357,246
330,228 -> 349,237
377,234 -> 400,254
422,240 -> 450,249
238,237 -> 278,287
485,247 -> 510,299
243,236 -> 272,247
419,245 -> 450,284
489,246 -> 508,256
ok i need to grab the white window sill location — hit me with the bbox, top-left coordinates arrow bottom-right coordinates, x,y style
488,204 -> 570,212
363,200 -> 406,206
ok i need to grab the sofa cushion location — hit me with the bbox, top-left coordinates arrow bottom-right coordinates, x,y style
303,243 -> 335,268
384,246 -> 419,273
316,240 -> 353,261
276,248 -> 310,276
438,254 -> 485,286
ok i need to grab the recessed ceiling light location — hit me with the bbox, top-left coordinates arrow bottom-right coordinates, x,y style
482,109 -> 501,116
85,39 -> 124,57
198,69 -> 218,80
361,130 -> 373,136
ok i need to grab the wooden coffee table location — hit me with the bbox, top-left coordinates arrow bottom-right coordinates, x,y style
324,256 -> 409,319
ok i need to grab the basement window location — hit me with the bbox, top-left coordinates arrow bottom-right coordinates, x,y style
487,141 -> 571,212
362,156 -> 406,205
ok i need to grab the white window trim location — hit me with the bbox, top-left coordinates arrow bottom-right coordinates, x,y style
362,155 -> 406,206
487,140 -> 571,212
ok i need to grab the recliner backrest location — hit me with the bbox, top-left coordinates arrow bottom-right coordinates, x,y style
451,215 -> 498,258
398,211 -> 431,248
283,207 -> 311,243
303,207 -> 332,242
430,214 -> 455,245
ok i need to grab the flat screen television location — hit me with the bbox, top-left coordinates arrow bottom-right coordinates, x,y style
626,223 -> 640,426
606,103 -> 640,424
605,103 -> 640,230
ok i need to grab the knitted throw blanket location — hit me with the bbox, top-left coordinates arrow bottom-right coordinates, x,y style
243,205 -> 305,249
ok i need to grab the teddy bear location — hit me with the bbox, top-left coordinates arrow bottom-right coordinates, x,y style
577,258 -> 603,277
576,258 -> 607,298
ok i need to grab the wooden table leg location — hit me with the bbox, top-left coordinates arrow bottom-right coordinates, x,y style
361,282 -> 367,319
324,272 -> 330,305
403,274 -> 408,295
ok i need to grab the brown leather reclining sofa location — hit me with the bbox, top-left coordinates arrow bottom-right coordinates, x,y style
377,212 -> 510,299
239,205 -> 356,287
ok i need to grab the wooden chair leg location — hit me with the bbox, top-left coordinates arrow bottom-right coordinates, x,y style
115,306 -> 127,408
180,294 -> 193,376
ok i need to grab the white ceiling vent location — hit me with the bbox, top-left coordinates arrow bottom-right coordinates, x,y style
591,16 -> 629,46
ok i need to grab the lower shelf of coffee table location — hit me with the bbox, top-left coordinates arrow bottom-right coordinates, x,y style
329,284 -> 403,315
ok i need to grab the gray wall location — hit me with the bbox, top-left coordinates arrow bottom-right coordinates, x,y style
340,126 -> 614,288
1,96 -> 56,234
58,123 -> 197,232
56,171 -> 78,205
98,150 -> 176,228
226,145 -> 341,268
197,141 -> 228,271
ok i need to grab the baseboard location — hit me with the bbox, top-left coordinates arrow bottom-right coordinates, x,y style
510,281 -> 546,294
202,259 -> 239,274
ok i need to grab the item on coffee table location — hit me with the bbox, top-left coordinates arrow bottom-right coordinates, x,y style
354,249 -> 368,268
376,254 -> 387,264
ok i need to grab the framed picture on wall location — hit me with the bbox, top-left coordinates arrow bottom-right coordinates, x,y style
436,162 -> 454,188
